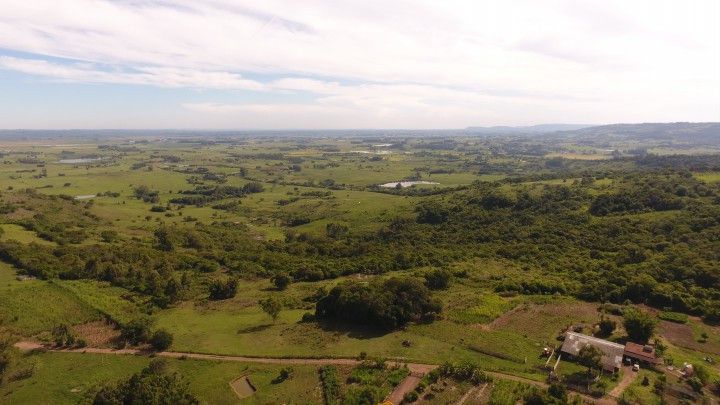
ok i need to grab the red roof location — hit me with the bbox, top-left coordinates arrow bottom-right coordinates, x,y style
624,342 -> 659,364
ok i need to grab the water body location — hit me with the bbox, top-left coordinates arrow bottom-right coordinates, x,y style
58,157 -> 103,164
379,181 -> 439,188
350,150 -> 392,155
74,194 -> 96,200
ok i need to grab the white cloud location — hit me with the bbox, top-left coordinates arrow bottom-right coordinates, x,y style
0,0 -> 718,128
0,56 -> 264,90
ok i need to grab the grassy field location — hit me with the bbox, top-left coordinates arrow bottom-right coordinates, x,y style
0,351 -> 322,404
0,263 -> 100,336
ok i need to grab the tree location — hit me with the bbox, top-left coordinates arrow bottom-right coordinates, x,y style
208,278 -> 238,300
548,382 -> 568,403
598,318 -> 617,337
154,226 -> 175,251
100,230 -> 118,243
316,277 -> 442,330
259,296 -> 282,322
272,272 -> 291,290
150,329 -> 174,351
424,268 -> 451,290
577,344 -> 603,389
325,223 -> 349,239
623,309 -> 656,343
52,323 -> 76,347
93,359 -> 198,405
120,316 -> 153,346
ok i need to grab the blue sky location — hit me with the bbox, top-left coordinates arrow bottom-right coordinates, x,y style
0,0 -> 718,129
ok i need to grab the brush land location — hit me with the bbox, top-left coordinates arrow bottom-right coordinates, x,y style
1,123 -> 719,404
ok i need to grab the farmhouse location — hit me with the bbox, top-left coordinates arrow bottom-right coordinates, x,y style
624,342 -> 660,365
560,332 -> 624,373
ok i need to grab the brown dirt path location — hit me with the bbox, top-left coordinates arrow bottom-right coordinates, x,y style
386,375 -> 422,404
608,366 -> 638,399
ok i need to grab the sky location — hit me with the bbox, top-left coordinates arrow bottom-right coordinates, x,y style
0,0 -> 718,129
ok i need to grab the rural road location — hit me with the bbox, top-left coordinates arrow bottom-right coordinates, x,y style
608,366 -> 638,399
386,374 -> 422,404
14,341 -> 618,404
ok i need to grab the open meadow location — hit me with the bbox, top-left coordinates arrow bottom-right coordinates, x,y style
1,128 -> 720,404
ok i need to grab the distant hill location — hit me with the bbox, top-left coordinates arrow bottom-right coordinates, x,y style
550,122 -> 720,145
465,124 -> 591,134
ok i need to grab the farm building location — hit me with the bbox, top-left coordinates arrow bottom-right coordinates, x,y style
624,342 -> 660,365
560,332 -> 624,373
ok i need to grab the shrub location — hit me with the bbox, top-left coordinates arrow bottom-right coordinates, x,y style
150,329 -> 174,351
319,366 -> 341,405
100,230 -> 118,243
403,390 -> 419,403
51,324 -> 76,347
120,317 -> 153,346
259,296 -> 282,322
93,359 -> 198,404
272,272 -> 291,290
658,311 -> 688,324
598,318 -> 617,336
208,278 -> 238,300
424,268 -> 451,290
438,361 -> 491,385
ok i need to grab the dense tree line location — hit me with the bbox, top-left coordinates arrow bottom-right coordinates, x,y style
0,165 -> 718,325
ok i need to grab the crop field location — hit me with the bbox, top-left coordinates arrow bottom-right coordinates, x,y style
0,130 -> 719,404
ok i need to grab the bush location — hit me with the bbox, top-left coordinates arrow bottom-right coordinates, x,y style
272,272 -> 291,290
100,230 -> 118,243
120,317 -> 153,346
658,311 -> 688,324
438,361 -> 491,385
319,366 -> 341,405
424,268 -> 451,290
51,324 -> 76,347
150,329 -> 174,351
93,359 -> 198,405
271,367 -> 294,383
687,376 -> 703,393
403,390 -> 419,403
598,318 -> 617,336
208,278 -> 238,300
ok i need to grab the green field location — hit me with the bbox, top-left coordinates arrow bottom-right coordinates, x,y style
1,134 -> 719,404
0,351 -> 322,404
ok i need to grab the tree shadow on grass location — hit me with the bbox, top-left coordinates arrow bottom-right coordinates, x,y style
237,324 -> 273,334
314,320 -> 391,340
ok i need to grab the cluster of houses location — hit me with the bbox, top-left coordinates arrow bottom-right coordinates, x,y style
560,332 -> 660,373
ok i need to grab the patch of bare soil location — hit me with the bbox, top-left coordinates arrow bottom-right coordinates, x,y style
72,320 -> 120,348
659,321 -> 720,355
229,376 -> 256,400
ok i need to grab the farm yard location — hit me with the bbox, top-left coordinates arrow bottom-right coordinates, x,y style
0,126 -> 719,404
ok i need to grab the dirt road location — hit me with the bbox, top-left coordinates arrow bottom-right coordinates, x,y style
608,366 -> 638,399
386,375 -> 422,404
